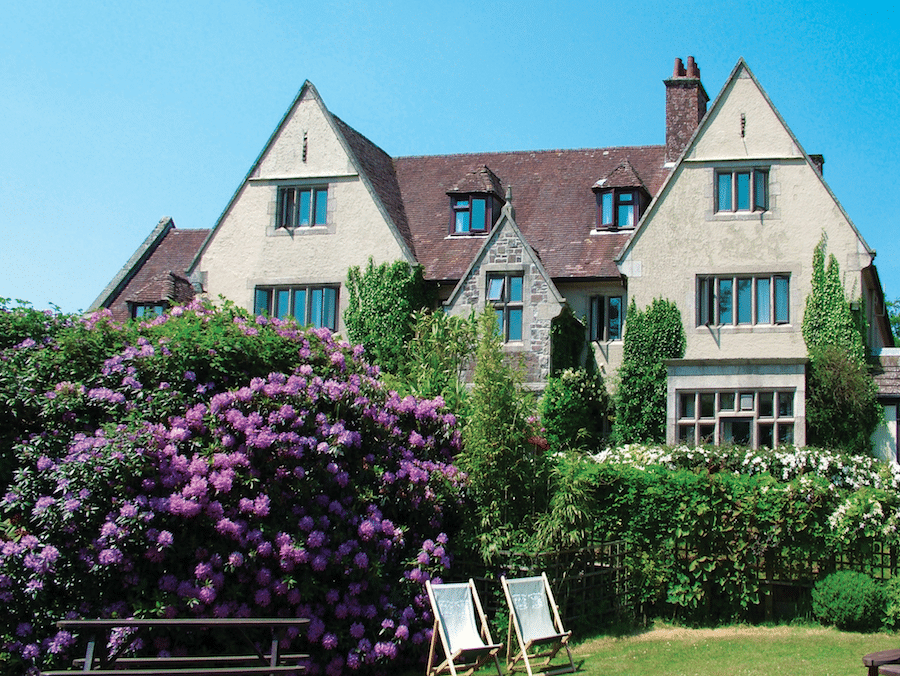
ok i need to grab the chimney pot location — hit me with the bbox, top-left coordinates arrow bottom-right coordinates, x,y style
665,57 -> 709,163
687,56 -> 700,78
673,57 -> 685,77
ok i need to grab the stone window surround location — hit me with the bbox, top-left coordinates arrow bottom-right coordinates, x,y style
696,161 -> 783,223
254,175 -> 358,237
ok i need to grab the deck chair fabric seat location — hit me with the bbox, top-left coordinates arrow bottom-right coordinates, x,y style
426,579 -> 502,676
501,574 -> 575,676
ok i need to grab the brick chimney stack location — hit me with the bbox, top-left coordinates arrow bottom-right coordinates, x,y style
665,56 -> 709,164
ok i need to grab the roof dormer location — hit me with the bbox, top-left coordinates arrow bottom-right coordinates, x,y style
447,165 -> 504,235
592,160 -> 650,231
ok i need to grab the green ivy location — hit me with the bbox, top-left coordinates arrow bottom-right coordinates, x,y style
549,304 -> 590,375
802,236 -> 879,453
344,258 -> 428,375
613,298 -> 685,444
539,368 -> 610,452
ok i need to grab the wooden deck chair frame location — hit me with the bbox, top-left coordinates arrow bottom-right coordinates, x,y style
500,573 -> 575,676
426,578 -> 503,676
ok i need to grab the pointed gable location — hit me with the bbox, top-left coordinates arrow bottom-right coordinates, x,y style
594,159 -> 648,191
448,165 -> 504,197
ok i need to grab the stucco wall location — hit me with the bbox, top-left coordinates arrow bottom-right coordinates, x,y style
196,88 -> 405,333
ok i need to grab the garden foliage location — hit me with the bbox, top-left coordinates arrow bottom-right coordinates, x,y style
563,444 -> 900,623
539,368 -> 610,452
0,300 -> 465,675
613,298 -> 685,444
801,237 -> 879,453
457,310 -> 546,558
344,259 -> 429,376
812,571 -> 885,631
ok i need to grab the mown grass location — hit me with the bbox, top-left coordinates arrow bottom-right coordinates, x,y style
408,623 -> 899,676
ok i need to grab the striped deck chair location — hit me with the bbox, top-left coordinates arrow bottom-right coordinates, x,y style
500,574 -> 575,676
426,579 -> 503,676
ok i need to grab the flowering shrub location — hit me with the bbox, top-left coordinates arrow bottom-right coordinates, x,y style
0,301 -> 465,674
539,368 -> 610,451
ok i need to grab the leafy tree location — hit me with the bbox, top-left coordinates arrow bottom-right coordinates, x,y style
344,259 -> 428,375
457,310 -> 545,558
802,236 -> 879,453
539,368 -> 610,451
549,304 -> 590,375
613,298 -> 685,444
888,299 -> 900,342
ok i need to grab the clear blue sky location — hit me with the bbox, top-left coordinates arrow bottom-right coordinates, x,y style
1,0 -> 898,313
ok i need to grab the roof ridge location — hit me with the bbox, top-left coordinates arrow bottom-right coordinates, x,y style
394,144 -> 665,161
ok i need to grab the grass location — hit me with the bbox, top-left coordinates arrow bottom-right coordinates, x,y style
409,623 -> 899,676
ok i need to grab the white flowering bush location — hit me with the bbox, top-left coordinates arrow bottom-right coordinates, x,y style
0,301 -> 466,675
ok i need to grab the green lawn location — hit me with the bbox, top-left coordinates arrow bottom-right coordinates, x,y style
410,623 -> 899,676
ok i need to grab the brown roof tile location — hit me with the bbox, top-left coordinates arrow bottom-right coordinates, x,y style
873,353 -> 900,398
393,146 -> 669,281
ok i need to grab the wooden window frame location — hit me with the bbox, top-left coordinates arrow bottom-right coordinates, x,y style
589,295 -> 624,342
254,285 -> 339,331
715,169 -> 768,213
697,274 -> 789,327
277,186 -> 329,229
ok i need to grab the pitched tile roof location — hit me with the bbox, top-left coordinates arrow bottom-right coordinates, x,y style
94,221 -> 209,321
392,145 -> 669,281
873,351 -> 900,398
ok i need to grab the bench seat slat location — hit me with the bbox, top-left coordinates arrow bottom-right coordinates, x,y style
73,653 -> 308,666
43,666 -> 303,675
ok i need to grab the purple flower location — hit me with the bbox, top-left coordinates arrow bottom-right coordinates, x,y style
322,633 -> 338,650
34,495 -> 55,515
98,548 -> 123,566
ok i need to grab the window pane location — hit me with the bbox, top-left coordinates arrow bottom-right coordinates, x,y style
508,276 -> 523,303
754,170 -> 768,210
310,288 -> 323,327
737,278 -> 752,324
778,391 -> 794,417
280,188 -> 296,227
736,172 -> 751,210
590,296 -> 602,341
679,424 -> 696,445
618,203 -> 634,227
495,308 -> 504,338
718,278 -> 733,324
759,392 -> 774,418
314,189 -> 328,225
698,277 -> 712,325
601,192 -> 613,224
471,198 -> 487,231
507,308 -> 523,341
299,189 -> 312,226
778,423 -> 794,445
758,423 -> 774,448
756,277 -> 771,324
276,289 -> 291,320
774,276 -> 789,323
680,393 -> 695,419
254,289 -> 271,316
720,392 -> 735,411
608,297 -> 622,340
487,277 -> 504,301
323,287 -> 337,330
722,418 -> 752,446
292,289 -> 307,324
717,173 -> 732,211
700,393 -> 715,418
699,424 -> 715,444
740,392 -> 754,411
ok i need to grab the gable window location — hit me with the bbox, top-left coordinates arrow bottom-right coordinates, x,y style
487,273 -> 523,342
677,389 -> 795,449
596,189 -> 645,229
698,274 -> 789,326
131,303 -> 167,319
716,169 -> 768,213
277,186 -> 328,228
254,285 -> 338,330
590,295 -> 624,341
451,195 -> 495,234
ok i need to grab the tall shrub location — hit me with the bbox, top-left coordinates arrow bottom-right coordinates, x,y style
344,259 -> 428,375
802,236 -> 879,452
539,368 -> 610,451
457,310 -> 544,557
0,301 -> 465,676
613,298 -> 685,444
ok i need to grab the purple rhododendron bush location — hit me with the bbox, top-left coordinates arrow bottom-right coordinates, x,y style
0,300 -> 465,675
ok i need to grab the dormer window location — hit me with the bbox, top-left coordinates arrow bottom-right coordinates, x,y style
452,195 -> 491,234
596,188 -> 646,230
447,165 -> 504,235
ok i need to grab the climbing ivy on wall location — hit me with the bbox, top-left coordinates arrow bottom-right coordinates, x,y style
802,236 -> 879,453
344,258 -> 429,375
613,298 -> 685,444
549,304 -> 591,375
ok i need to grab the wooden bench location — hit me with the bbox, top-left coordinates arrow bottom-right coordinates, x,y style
41,617 -> 308,675
863,649 -> 900,676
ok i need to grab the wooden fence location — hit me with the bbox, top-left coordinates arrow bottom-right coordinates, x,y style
455,539 -> 900,629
